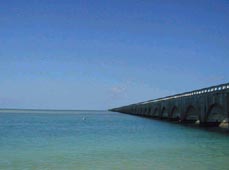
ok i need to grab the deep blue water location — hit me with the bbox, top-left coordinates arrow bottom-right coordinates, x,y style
0,110 -> 229,170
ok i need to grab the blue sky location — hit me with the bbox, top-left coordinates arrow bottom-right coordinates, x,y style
0,0 -> 229,110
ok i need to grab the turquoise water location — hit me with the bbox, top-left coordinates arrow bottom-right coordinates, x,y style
0,110 -> 229,170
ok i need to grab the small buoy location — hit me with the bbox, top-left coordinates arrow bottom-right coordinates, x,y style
82,117 -> 86,120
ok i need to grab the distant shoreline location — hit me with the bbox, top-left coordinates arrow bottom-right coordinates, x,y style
0,108 -> 107,113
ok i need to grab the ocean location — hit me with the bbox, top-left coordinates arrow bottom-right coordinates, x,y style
0,110 -> 229,170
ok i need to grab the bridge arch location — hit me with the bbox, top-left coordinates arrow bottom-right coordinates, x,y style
148,106 -> 152,115
153,108 -> 159,117
148,107 -> 152,116
161,107 -> 168,118
141,107 -> 144,115
138,107 -> 142,115
206,103 -> 225,125
134,107 -> 138,114
170,106 -> 180,120
145,107 -> 148,116
134,107 -> 137,114
143,107 -> 148,116
183,105 -> 200,122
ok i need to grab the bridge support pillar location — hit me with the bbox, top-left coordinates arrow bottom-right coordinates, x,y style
219,94 -> 229,129
199,104 -> 207,126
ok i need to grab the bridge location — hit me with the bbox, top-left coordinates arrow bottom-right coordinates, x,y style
110,83 -> 229,129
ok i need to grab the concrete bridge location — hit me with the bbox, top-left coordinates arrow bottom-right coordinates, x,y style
110,83 -> 229,129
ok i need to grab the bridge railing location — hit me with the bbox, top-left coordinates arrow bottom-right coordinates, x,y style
112,83 -> 229,111
140,83 -> 229,104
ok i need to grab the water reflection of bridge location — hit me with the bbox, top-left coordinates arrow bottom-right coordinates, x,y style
110,83 -> 229,129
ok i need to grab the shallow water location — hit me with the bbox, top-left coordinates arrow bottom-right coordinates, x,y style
0,110 -> 229,170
